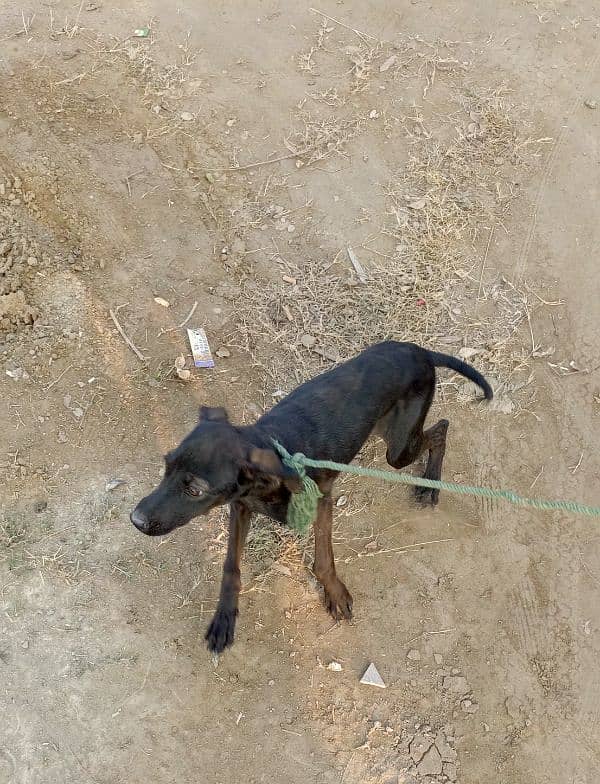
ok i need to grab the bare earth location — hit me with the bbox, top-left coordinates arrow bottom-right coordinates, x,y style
1,2 -> 599,783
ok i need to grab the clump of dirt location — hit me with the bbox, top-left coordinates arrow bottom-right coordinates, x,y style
0,177 -> 46,331
0,291 -> 36,330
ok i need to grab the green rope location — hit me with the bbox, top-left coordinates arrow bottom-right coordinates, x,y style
273,441 -> 322,532
272,440 -> 600,534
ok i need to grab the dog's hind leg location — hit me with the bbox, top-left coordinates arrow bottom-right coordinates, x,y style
380,384 -> 449,505
412,418 -> 449,506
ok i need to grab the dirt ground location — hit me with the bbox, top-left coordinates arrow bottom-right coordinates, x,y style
1,1 -> 600,783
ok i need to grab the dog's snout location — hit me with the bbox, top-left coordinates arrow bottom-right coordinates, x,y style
130,507 -> 150,533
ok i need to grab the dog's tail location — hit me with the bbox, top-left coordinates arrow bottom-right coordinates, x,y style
428,350 -> 493,400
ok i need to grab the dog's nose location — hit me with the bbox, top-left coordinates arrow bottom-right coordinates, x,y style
130,508 -> 150,532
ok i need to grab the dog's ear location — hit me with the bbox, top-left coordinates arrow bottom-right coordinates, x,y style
198,406 -> 229,423
244,447 -> 302,493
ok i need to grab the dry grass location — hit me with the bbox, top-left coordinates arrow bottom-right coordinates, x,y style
207,508 -> 309,584
284,112 -> 365,166
230,88 -> 547,399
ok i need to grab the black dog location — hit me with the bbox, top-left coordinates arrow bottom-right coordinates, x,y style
131,341 -> 492,653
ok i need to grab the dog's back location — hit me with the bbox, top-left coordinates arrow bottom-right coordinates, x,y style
256,341 -> 434,463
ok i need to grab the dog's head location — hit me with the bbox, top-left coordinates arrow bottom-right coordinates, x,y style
130,407 -> 300,536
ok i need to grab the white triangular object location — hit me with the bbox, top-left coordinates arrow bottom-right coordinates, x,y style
360,662 -> 386,688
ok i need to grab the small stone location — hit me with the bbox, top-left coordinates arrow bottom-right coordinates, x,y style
106,478 -> 126,492
461,698 -> 479,714
215,347 -> 230,358
433,653 -> 443,665
300,334 -> 316,349
34,500 -> 48,513
584,99 -> 597,109
336,495 -> 348,507
327,661 -> 343,672
407,649 -> 421,661
379,54 -> 397,72
72,407 -> 84,418
268,679 -> 275,686
57,431 -> 68,443
153,297 -> 170,308
180,111 -> 194,121
416,745 -> 442,776
27,256 -> 38,267
360,663 -> 385,688
442,675 -> 470,695
63,394 -> 72,408
6,367 -> 28,381
21,640 -> 29,649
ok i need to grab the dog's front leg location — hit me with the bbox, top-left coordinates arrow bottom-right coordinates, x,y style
313,494 -> 353,621
205,502 -> 250,653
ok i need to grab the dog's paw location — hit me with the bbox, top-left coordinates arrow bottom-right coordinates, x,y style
414,483 -> 440,506
323,579 -> 353,621
205,607 -> 238,653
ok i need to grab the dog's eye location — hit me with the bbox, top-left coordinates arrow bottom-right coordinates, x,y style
186,485 -> 203,498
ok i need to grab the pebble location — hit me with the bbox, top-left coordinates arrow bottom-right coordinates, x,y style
407,649 -> 421,661
72,407 -> 84,418
21,640 -> 29,649
215,347 -> 231,358
57,431 -> 68,443
433,653 -> 443,665
34,500 -> 48,513
106,478 -> 126,492
327,661 -> 343,672
6,367 -> 29,381
180,112 -> 194,121
63,394 -> 72,408
584,99 -> 597,109
300,334 -> 316,349
442,675 -> 470,695
379,54 -> 397,72
461,698 -> 479,714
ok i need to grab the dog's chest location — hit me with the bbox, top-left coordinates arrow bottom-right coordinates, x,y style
240,488 -> 290,525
